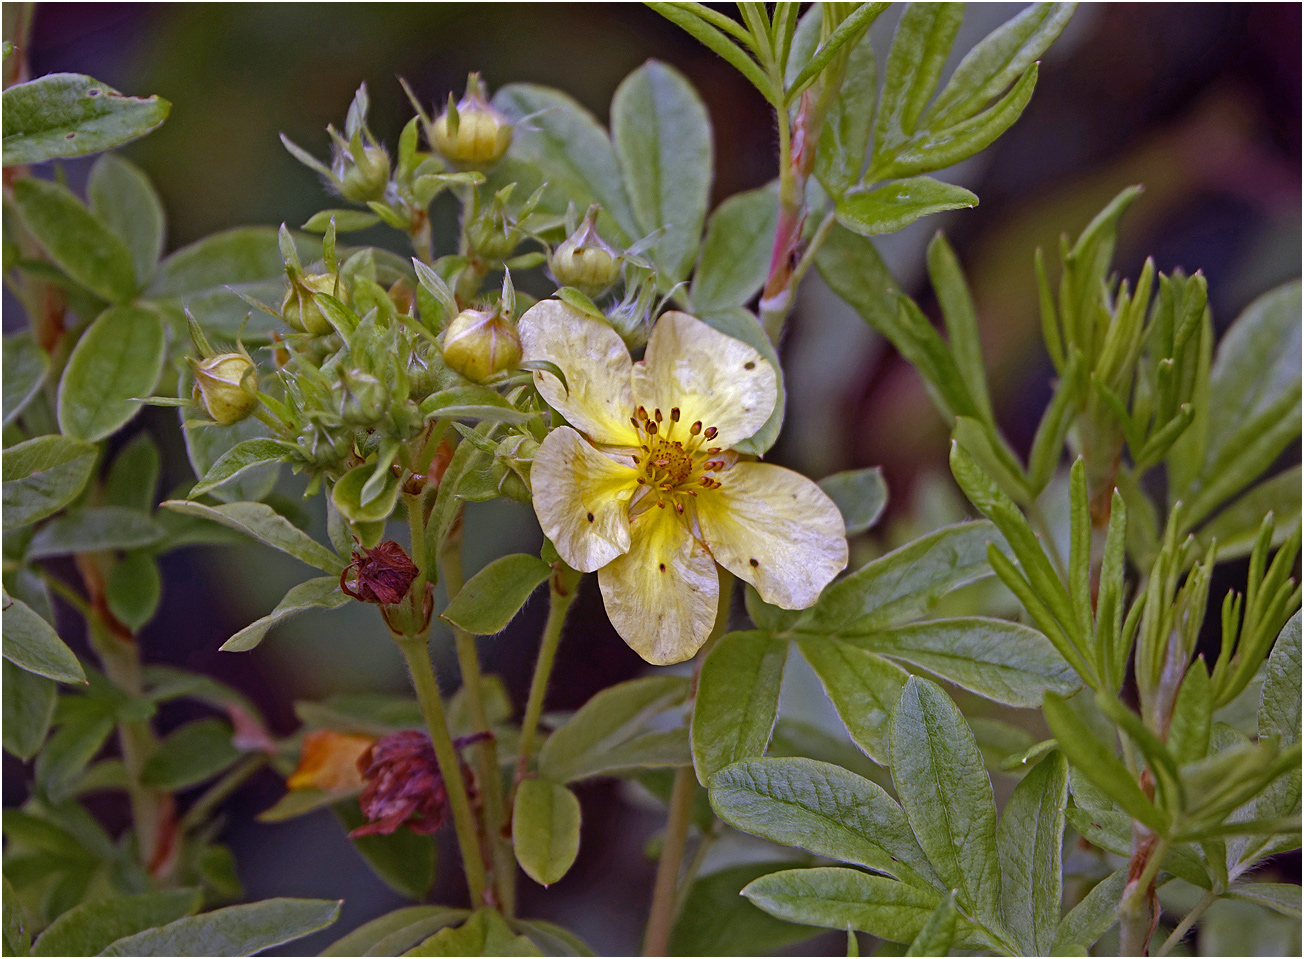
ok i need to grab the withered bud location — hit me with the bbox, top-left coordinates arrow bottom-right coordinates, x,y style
340,540 -> 419,605
350,729 -> 490,838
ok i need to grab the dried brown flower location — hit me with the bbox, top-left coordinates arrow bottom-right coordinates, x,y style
340,540 -> 419,605
349,729 -> 490,838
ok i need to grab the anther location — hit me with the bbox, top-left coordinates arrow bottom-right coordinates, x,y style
704,426 -> 718,440
707,447 -> 721,454
670,407 -> 681,421
675,502 -> 684,513
637,406 -> 648,420
690,421 -> 702,435
654,408 -> 663,423
647,421 -> 658,434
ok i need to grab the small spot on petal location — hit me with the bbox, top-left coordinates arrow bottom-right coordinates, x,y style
658,563 -> 666,572
749,558 -> 759,567
586,512 -> 595,522
744,361 -> 755,370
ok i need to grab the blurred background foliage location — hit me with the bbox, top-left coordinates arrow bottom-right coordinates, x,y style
7,3 -> 1300,954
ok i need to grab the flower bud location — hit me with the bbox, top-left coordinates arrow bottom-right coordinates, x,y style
191,352 -> 257,424
430,74 -> 512,169
337,144 -> 391,203
282,273 -> 341,336
550,206 -> 622,298
441,308 -> 521,383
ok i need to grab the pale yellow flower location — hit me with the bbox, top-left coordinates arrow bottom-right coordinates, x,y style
521,301 -> 848,665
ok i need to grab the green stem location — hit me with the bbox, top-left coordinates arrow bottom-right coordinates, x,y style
643,766 -> 697,957
440,532 -> 515,915
397,634 -> 489,906
1154,888 -> 1216,957
512,565 -> 580,795
1119,834 -> 1170,956
180,754 -> 266,833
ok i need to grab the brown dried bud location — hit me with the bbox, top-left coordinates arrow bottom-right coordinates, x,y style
349,729 -> 489,838
340,540 -> 418,606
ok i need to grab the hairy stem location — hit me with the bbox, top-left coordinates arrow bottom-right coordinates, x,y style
1154,888 -> 1216,957
440,532 -> 515,915
1119,831 -> 1170,956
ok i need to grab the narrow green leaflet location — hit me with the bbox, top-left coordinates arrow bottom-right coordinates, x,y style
797,637 -> 908,765
874,3 -> 964,150
669,862 -> 822,957
797,520 -> 997,636
2,592 -> 85,684
1256,612 -> 1301,823
1225,882 -> 1303,919
845,617 -> 1078,708
1196,466 -> 1303,560
813,16 -> 877,198
25,507 -> 163,560
538,675 -> 691,783
87,153 -> 166,288
161,500 -> 346,574
512,778 -> 582,887
3,876 -> 29,958
690,183 -> 779,312
691,630 -> 787,784
996,751 -> 1068,955
191,439 -> 300,498
57,305 -> 166,442
98,898 -> 341,957
2,73 -> 170,164
35,701 -> 117,802
836,177 -> 977,237
331,461 -> 401,524
508,919 -> 595,958
1,435 -> 97,530
182,403 -> 279,504
442,554 -> 551,635
708,757 -> 937,886
611,60 -> 711,282
1050,867 -> 1127,954
891,678 -> 1002,926
2,331 -> 48,427
420,386 -> 538,424
10,177 -> 137,303
3,659 -> 57,760
302,208 -> 382,233
818,467 -> 888,536
926,232 -> 993,426
318,907 -> 465,957
31,888 -> 200,957
140,718 -> 241,791
105,432 -> 161,511
221,576 -> 349,652
904,890 -> 957,957
493,84 -> 640,242
742,867 -> 943,945
406,908 -> 541,957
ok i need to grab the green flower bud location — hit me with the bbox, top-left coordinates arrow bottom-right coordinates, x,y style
550,206 -> 622,298
282,273 -> 342,336
191,353 -> 258,425
337,144 -> 391,203
430,74 -> 512,169
340,371 -> 388,425
442,308 -> 521,383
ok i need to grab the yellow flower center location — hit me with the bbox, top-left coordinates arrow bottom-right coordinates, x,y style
629,405 -> 727,506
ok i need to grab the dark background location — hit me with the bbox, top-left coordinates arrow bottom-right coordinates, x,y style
7,3 -> 1301,954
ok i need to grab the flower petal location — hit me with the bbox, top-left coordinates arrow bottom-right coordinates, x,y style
532,426 -> 638,572
697,462 -> 848,609
519,299 -> 637,445
632,311 -> 777,448
598,504 -> 719,665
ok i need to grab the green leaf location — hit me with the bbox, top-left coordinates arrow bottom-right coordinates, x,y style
696,305 -> 784,456
1,435 -> 97,530
443,553 -> 551,635
35,701 -> 116,802
493,85 -> 639,243
222,576 -> 349,652
1169,658 -> 1213,765
926,232 -> 994,425
1195,466 -> 1302,561
1043,690 -> 1165,833
843,617 -> 1078,708
26,506 -> 163,559
1225,882 -> 1302,919
691,630 -> 787,784
3,331 -> 48,428
815,219 -> 904,337
406,908 -> 542,957
539,675 -> 691,783
140,717 -> 240,790
669,861 -> 822,957
926,3 -> 1077,126
161,500 -> 345,574
191,439 -> 300,498
98,898 -> 341,956
690,183 -> 778,312
813,18 -> 877,198
182,405 -> 279,504
798,520 -> 996,636
787,3 -> 887,103
797,638 -> 908,764
331,461 -> 401,525
904,890 -> 957,957
742,867 -> 942,944
3,876 -> 30,958
891,677 -> 1002,923
10,177 -> 136,302
57,304 -> 166,441
1050,867 -> 1127,954
507,919 -> 595,958
644,4 -> 778,108
612,60 -> 711,283
1256,612 -> 1301,822
105,431 -> 161,511
875,3 -> 964,148
419,386 -> 538,424
106,551 -> 162,632
318,907 -> 466,957
87,153 -> 165,288
3,659 -> 57,760
513,778 -> 582,887
836,177 -> 977,237
996,751 -> 1067,955
334,803 -> 437,902
818,467 -> 888,536
2,73 -> 170,165
708,757 -> 937,886
2,591 -> 85,684
302,208 -> 382,233
31,888 -> 200,957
